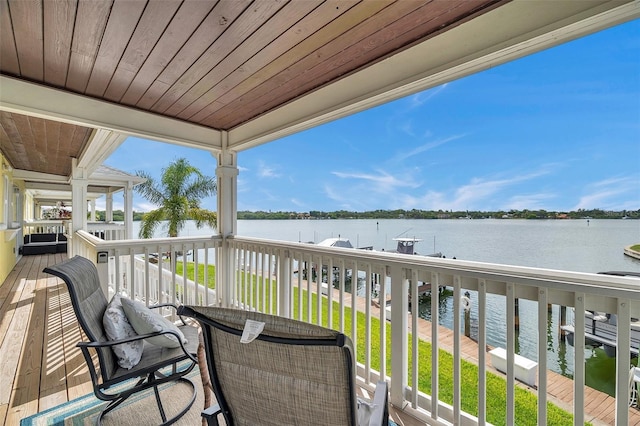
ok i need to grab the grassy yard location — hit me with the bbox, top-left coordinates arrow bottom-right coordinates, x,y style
174,261 -> 585,426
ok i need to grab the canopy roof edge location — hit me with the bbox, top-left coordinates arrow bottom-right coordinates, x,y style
227,0 -> 640,151
0,76 -> 223,151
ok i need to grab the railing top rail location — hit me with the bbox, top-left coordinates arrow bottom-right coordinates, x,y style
87,222 -> 126,228
230,235 -> 640,298
76,230 -> 223,249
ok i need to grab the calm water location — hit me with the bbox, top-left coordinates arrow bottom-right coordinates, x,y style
145,218 -> 640,394
232,218 -> 640,274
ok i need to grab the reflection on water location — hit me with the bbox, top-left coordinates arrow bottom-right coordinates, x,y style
413,288 -> 454,321
551,312 -> 570,378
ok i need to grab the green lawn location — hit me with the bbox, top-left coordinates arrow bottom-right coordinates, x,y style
174,261 -> 585,425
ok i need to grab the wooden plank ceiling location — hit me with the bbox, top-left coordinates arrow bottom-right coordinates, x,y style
0,0 -> 503,178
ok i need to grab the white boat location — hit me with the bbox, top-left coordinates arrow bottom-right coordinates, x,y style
393,237 -> 443,257
560,311 -> 640,355
317,237 -> 354,248
560,271 -> 640,355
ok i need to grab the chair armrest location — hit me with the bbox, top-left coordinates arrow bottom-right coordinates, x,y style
78,328 -> 198,363
202,403 -> 223,426
368,381 -> 389,426
149,303 -> 189,325
78,330 -> 177,348
148,302 -> 179,311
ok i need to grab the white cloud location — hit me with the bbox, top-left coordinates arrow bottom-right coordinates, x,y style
447,168 -> 554,210
384,84 -> 449,137
397,166 -> 555,211
323,184 -> 364,211
331,169 -> 421,192
324,184 -> 347,203
237,177 -> 251,193
409,83 -> 449,108
258,161 -> 281,178
290,198 -> 306,208
392,134 -> 465,163
573,176 -> 640,210
259,189 -> 278,202
398,120 -> 415,137
505,193 -> 556,210
133,201 -> 157,212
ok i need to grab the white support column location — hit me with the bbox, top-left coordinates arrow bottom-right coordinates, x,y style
124,182 -> 134,239
90,199 -> 96,221
216,153 -> 238,237
105,192 -> 113,222
390,266 -> 408,407
70,158 -> 89,256
215,135 -> 238,307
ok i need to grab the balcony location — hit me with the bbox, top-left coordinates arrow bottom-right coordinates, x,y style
3,233 -> 639,425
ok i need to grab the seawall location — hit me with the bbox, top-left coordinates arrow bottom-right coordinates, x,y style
624,244 -> 640,260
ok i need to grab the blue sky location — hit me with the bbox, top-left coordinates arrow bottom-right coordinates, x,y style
105,20 -> 640,214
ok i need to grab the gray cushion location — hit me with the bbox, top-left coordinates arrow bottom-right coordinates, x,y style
121,297 -> 187,348
103,294 -> 143,369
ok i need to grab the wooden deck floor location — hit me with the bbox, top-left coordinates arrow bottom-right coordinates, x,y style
0,254 -> 423,426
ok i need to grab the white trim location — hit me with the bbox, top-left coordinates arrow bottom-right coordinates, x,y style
12,170 -> 69,183
228,0 -> 640,150
0,77 -> 223,151
78,129 -> 128,175
1,175 -> 9,228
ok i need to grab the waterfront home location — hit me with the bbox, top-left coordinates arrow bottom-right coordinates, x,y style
1,2 -> 639,425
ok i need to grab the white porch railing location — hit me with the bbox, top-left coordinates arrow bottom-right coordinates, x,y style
74,231 -> 221,309
74,231 -> 640,425
23,219 -> 67,234
87,221 -> 127,241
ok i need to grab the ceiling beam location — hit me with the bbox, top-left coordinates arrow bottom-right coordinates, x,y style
228,0 -> 639,151
0,77 -> 224,151
13,169 -> 69,184
24,181 -> 71,191
77,129 -> 128,175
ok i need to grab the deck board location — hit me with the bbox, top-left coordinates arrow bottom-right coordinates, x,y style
7,254 -> 48,423
38,275 -> 68,411
2,254 -> 40,424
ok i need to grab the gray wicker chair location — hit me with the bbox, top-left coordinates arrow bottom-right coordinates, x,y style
44,255 -> 199,425
178,305 -> 389,426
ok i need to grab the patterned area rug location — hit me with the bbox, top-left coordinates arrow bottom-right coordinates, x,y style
21,367 -> 399,425
20,369 -> 203,426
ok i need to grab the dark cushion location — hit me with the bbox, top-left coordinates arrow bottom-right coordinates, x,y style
23,243 -> 58,255
29,233 -> 57,243
22,233 -> 61,255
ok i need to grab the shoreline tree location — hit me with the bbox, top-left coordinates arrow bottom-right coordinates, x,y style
135,158 -> 217,238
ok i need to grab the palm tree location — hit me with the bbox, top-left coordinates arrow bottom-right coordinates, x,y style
135,158 -> 217,238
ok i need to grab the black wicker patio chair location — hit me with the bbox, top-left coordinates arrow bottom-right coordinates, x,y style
178,305 -> 389,426
44,255 -> 199,425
